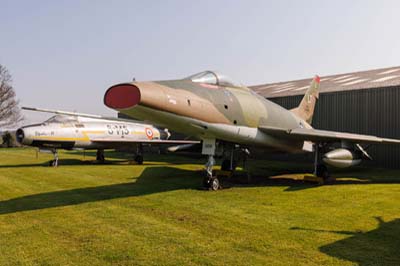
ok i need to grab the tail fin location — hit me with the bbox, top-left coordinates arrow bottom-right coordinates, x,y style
290,75 -> 320,124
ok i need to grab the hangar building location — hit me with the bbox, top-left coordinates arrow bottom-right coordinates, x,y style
250,66 -> 400,168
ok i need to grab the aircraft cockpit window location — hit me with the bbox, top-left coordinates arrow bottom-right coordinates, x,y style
188,71 -> 218,85
44,115 -> 78,124
216,72 -> 241,87
186,71 -> 242,87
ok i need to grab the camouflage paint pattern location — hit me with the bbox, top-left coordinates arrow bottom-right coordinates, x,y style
104,72 -> 320,152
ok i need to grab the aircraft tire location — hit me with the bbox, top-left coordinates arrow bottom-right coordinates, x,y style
134,155 -> 144,165
202,175 -> 221,191
316,164 -> 329,179
209,177 -> 220,191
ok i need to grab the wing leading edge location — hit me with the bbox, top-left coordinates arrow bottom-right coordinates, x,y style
258,126 -> 400,145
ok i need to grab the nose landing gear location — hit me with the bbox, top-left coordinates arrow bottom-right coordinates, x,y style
202,143 -> 250,191
50,149 -> 59,167
203,155 -> 221,191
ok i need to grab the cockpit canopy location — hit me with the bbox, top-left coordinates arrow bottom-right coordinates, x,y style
44,115 -> 78,124
186,71 -> 242,87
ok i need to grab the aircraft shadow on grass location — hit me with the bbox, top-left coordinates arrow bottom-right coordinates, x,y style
0,160 -> 186,168
245,163 -> 400,192
0,159 -> 104,168
291,217 -> 400,265
66,150 -> 204,164
0,166 -> 204,215
0,151 -> 203,168
1,153 -> 400,215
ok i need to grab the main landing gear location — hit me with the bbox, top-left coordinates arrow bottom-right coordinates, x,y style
221,145 -> 237,172
49,149 -> 59,167
313,143 -> 334,183
96,149 -> 105,163
134,154 -> 144,164
134,144 -> 144,165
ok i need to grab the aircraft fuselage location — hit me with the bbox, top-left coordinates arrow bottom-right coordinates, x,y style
17,118 -> 163,150
105,79 -> 309,153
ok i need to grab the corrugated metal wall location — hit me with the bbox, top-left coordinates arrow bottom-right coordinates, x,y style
269,86 -> 400,168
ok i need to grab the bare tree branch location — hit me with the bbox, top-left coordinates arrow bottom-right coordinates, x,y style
0,64 -> 22,128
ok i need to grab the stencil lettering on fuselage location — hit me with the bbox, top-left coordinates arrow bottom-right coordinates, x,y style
107,124 -> 130,137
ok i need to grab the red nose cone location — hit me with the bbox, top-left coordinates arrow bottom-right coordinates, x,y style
104,84 -> 141,109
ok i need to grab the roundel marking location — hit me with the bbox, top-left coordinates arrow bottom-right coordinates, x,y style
145,128 -> 154,140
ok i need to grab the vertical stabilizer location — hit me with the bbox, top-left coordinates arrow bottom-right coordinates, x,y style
290,75 -> 320,124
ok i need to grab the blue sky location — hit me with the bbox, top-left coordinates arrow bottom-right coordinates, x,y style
1,0 -> 400,124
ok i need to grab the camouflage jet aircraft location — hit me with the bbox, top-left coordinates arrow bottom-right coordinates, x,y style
17,107 -> 199,166
103,71 -> 400,190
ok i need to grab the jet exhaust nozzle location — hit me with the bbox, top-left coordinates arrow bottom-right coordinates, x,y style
16,128 -> 25,144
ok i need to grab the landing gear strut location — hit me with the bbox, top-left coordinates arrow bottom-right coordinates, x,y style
134,144 -> 144,164
96,149 -> 105,163
221,159 -> 236,171
203,155 -> 220,191
50,149 -> 58,167
221,145 -> 237,171
316,164 -> 329,179
313,144 -> 332,182
221,146 -> 250,182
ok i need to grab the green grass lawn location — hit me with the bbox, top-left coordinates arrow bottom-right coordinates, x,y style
0,148 -> 399,266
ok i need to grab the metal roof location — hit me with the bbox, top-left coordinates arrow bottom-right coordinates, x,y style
250,66 -> 400,98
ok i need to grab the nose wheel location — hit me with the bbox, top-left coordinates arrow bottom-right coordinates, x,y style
208,177 -> 220,191
203,155 -> 221,191
203,175 -> 221,191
